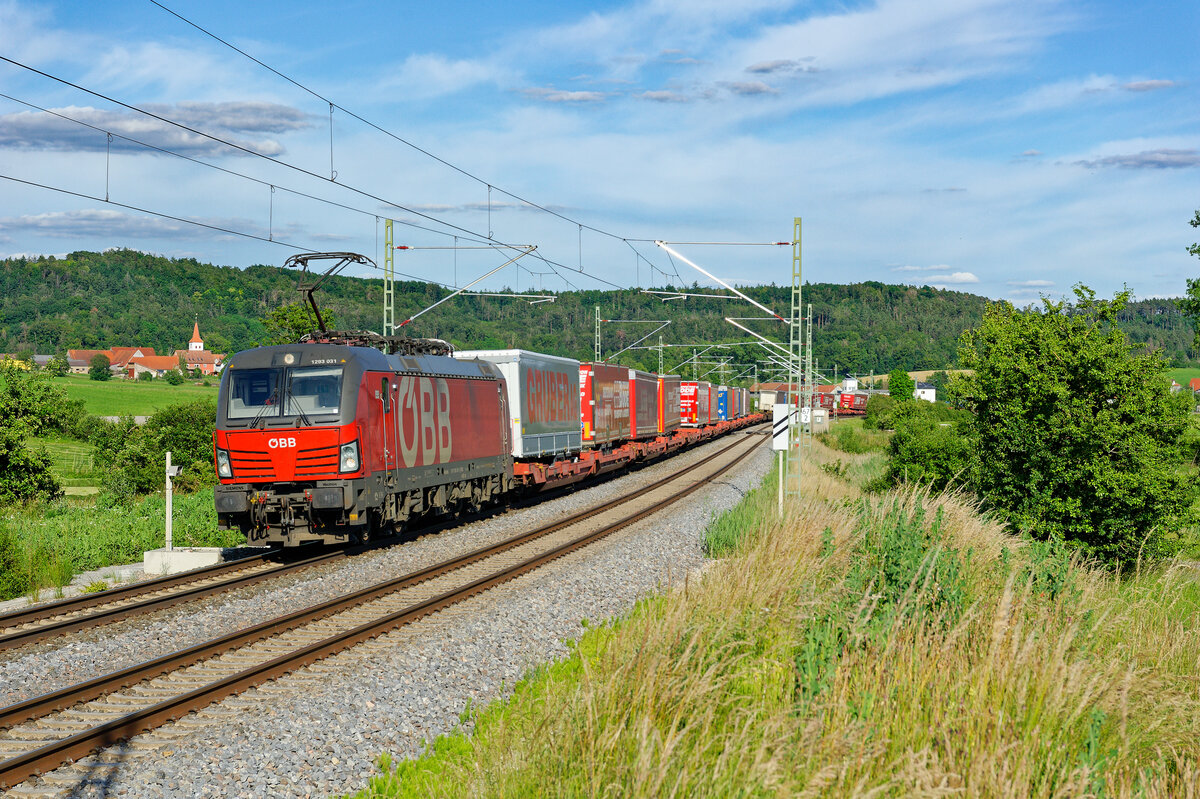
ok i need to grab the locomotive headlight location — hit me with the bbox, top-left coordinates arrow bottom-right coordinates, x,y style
339,441 -> 360,473
216,449 -> 233,478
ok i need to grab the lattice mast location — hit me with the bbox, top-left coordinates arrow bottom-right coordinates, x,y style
803,303 -> 815,449
785,217 -> 803,499
383,219 -> 396,336
594,306 -> 601,362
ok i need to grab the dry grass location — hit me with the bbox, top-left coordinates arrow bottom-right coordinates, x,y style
356,441 -> 1200,798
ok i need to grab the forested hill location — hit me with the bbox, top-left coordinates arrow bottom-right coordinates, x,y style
0,250 -> 1195,374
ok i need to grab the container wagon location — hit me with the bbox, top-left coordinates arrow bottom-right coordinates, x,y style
579,362 -> 631,447
679,380 -> 710,427
657,375 -> 682,435
453,349 -> 581,460
716,386 -> 731,422
629,368 -> 659,440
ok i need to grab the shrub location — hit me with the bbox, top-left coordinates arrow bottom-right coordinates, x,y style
0,365 -> 85,435
884,414 -> 974,492
88,353 -> 111,381
137,371 -> 154,382
164,370 -> 184,386
0,423 -> 62,506
957,286 -> 1195,565
97,398 -> 216,496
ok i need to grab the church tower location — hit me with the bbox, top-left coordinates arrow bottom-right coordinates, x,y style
189,321 -> 204,352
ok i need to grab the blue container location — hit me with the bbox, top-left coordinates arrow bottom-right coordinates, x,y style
716,386 -> 730,421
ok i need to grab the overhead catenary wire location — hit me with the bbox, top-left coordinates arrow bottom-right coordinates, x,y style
145,0 -> 684,281
0,54 -> 530,253
0,91 -> 487,246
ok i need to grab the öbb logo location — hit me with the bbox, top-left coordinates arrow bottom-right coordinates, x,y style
396,376 -> 453,467
267,437 -> 297,449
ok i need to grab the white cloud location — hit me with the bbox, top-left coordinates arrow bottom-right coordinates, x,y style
377,53 -> 502,99
521,88 -> 612,103
1008,279 -> 1054,287
720,80 -> 778,96
1074,149 -> 1200,169
639,90 -> 691,103
1121,79 -> 1177,92
0,103 -> 313,157
927,271 -> 980,284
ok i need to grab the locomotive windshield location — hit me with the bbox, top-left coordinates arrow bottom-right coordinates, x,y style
226,366 -> 343,421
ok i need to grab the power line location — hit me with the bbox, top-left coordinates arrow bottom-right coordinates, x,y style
146,0 -> 681,279
0,91 -> 490,247
0,172 -> 311,251
0,54 -> 514,249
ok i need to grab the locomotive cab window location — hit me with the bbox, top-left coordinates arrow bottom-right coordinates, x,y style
285,366 -> 344,417
228,368 -> 282,419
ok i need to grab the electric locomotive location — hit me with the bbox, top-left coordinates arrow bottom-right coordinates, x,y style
213,334 -> 511,547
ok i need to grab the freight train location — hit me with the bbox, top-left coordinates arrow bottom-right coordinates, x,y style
213,336 -> 759,547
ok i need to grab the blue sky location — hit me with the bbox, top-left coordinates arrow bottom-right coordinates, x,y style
0,0 -> 1196,303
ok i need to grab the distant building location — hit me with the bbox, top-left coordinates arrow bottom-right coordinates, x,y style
170,322 -> 224,376
67,349 -> 113,375
1188,378 -> 1200,394
914,381 -> 936,403
128,355 -> 186,379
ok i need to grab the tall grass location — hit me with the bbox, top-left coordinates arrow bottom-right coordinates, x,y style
0,488 -> 244,600
354,441 -> 1200,798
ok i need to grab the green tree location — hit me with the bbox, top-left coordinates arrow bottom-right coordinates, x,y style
887,368 -> 914,401
261,302 -> 334,346
0,421 -> 61,506
164,370 -> 184,386
1178,210 -> 1200,347
957,286 -> 1194,565
97,399 -> 217,498
88,353 -> 111,381
45,354 -> 68,376
0,366 -> 84,435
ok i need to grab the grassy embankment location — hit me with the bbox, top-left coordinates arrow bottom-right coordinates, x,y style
49,373 -> 218,416
353,420 -> 1200,797
0,488 -> 240,600
0,376 -> 230,600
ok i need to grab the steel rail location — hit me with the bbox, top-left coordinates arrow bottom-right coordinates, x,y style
0,550 -> 348,653
0,427 -> 765,788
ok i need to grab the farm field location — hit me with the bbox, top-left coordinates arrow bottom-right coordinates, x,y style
1167,367 -> 1200,387
28,435 -> 99,492
49,374 -> 219,416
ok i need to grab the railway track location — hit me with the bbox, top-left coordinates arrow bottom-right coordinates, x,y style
0,428 -> 750,656
0,427 -> 766,790
0,548 -> 348,653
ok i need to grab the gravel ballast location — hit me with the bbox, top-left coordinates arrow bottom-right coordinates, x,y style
11,433 -> 771,798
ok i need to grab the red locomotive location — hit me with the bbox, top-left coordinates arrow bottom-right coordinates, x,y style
214,336 -> 512,546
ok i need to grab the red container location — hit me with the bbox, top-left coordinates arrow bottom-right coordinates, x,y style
629,369 -> 659,440
657,375 -> 681,434
579,362 -> 630,446
699,382 -> 713,424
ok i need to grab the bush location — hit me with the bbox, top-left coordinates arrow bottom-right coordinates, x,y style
88,353 -> 111,381
164,370 -> 184,386
0,365 -> 85,435
957,286 -> 1195,565
863,394 -> 896,429
0,423 -> 61,506
137,371 -> 154,382
884,414 -> 974,492
97,399 -> 216,497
